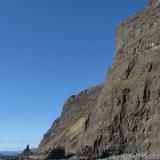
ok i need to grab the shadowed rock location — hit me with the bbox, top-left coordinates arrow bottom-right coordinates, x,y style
22,145 -> 31,156
45,147 -> 65,160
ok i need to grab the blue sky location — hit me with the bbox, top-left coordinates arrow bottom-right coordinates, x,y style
0,0 -> 147,151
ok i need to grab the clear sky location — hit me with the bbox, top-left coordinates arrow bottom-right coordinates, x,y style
0,0 -> 147,151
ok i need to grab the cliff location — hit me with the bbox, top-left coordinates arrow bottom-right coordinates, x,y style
38,0 -> 160,159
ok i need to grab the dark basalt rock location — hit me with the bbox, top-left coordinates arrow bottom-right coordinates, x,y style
45,147 -> 65,160
22,145 -> 31,156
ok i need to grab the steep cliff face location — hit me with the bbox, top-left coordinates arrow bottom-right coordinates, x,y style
38,1 -> 160,159
38,85 -> 103,159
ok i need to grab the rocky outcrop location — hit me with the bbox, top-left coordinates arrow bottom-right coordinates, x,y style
38,0 -> 160,159
22,145 -> 31,156
17,146 -> 37,160
37,85 -> 103,159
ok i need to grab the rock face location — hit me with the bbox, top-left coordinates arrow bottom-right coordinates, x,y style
38,0 -> 160,159
38,86 -> 103,159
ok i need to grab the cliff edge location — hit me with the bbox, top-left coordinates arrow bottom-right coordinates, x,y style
37,0 -> 160,159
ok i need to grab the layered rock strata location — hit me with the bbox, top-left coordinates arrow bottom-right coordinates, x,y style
38,0 -> 160,159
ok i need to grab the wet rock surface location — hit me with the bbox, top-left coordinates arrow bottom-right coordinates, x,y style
37,0 -> 160,160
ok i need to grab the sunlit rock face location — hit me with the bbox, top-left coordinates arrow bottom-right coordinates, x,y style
148,0 -> 160,8
37,0 -> 160,159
